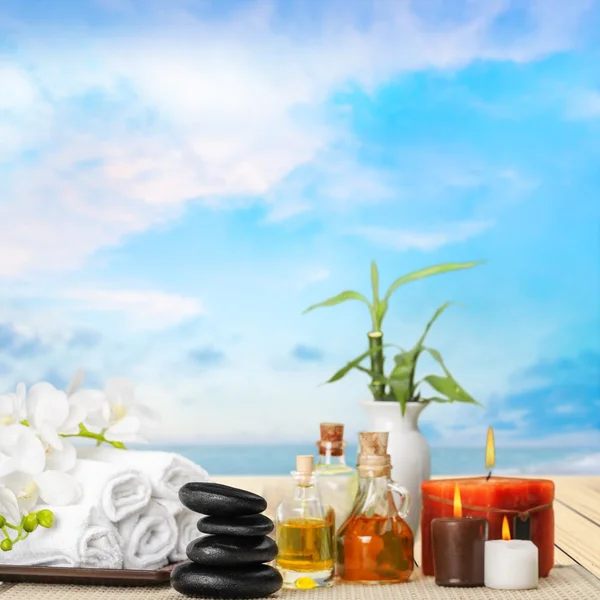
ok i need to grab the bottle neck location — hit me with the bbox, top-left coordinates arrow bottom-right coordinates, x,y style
291,472 -> 319,501
317,449 -> 347,466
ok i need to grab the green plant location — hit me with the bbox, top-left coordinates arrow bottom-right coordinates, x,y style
303,260 -> 483,414
0,509 -> 55,552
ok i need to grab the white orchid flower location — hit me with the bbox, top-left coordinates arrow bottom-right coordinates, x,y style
25,383 -> 84,472
84,377 -> 155,443
1,470 -> 81,515
0,486 -> 21,523
0,424 -> 45,478
0,383 -> 26,426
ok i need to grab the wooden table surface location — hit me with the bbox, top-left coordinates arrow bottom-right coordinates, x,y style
217,474 -> 600,581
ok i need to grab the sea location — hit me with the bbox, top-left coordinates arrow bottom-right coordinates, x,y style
149,444 -> 600,476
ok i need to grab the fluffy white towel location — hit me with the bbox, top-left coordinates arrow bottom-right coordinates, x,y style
70,458 -> 152,522
77,447 -> 210,500
117,499 -> 177,570
168,507 -> 205,563
0,504 -> 123,569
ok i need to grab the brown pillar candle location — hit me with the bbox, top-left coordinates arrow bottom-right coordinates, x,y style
431,484 -> 488,587
432,517 -> 487,586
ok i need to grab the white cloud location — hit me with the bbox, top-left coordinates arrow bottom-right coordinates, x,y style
350,220 -> 494,251
0,0 -> 590,278
566,90 -> 600,120
61,288 -> 205,329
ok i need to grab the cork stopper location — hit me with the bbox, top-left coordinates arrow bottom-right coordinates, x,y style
296,455 -> 314,474
317,422 -> 346,457
295,455 -> 314,486
357,431 -> 391,477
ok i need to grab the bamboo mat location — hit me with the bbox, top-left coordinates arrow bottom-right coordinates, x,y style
1,566 -> 599,599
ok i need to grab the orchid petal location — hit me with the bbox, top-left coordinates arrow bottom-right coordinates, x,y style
0,394 -> 16,422
16,382 -> 26,402
0,425 -> 46,475
35,470 -> 81,506
45,440 -> 77,472
66,368 -> 86,395
69,389 -> 106,412
105,377 -> 135,405
84,406 -> 110,430
2,472 -> 39,514
0,487 -> 21,523
60,403 -> 87,434
130,403 -> 159,425
0,455 -> 18,478
104,415 -> 140,436
38,422 -> 64,451
28,383 -> 69,429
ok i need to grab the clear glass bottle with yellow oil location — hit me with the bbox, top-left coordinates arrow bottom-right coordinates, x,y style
336,432 -> 414,584
275,455 -> 335,589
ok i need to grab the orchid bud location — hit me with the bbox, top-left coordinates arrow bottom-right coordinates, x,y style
0,538 -> 12,551
36,509 -> 55,528
111,442 -> 126,450
23,514 -> 38,532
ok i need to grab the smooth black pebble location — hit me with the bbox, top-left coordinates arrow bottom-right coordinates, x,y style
197,514 -> 274,537
179,482 -> 267,517
187,535 -> 277,566
171,561 -> 283,599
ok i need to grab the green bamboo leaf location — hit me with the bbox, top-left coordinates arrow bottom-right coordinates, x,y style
388,376 -> 411,408
303,290 -> 371,314
383,260 -> 484,302
415,302 -> 455,349
370,260 -> 380,304
325,344 -> 393,384
423,396 -> 454,403
422,374 -> 481,406
374,297 -> 388,331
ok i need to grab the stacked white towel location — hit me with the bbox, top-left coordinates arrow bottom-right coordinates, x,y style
0,504 -> 123,569
77,447 -> 210,500
118,499 -> 178,570
69,458 -> 152,522
169,507 -> 205,562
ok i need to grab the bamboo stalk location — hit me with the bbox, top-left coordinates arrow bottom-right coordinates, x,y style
367,331 -> 386,401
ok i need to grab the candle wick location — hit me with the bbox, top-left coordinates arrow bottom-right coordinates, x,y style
486,471 -> 492,481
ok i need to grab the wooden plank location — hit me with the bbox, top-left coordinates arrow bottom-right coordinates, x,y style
553,476 -> 600,526
554,501 -> 600,578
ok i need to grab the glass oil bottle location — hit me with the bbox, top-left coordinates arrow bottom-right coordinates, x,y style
314,422 -> 359,532
275,455 -> 335,589
336,431 -> 414,584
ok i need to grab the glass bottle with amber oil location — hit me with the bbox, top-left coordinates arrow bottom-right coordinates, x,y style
336,432 -> 414,584
275,455 -> 335,589
315,422 -> 359,532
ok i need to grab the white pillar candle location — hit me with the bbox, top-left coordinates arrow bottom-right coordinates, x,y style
484,539 -> 539,589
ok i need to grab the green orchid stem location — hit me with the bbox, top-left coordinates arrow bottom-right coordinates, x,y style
61,430 -> 126,449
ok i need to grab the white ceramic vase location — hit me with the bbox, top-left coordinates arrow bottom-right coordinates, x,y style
361,399 -> 431,535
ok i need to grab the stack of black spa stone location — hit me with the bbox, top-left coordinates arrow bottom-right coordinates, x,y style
171,482 -> 282,599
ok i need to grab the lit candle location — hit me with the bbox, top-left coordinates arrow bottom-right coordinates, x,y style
421,426 -> 554,577
484,516 -> 539,590
431,484 -> 487,587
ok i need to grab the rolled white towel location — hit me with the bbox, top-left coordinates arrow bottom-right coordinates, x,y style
77,447 -> 209,500
117,499 -> 177,570
70,458 -> 152,522
0,504 -> 123,569
168,507 -> 205,563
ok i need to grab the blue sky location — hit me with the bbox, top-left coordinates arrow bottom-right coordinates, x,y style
1,0 -> 599,449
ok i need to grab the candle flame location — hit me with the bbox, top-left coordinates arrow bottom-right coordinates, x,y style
453,484 -> 462,518
502,516 -> 511,541
485,426 -> 495,471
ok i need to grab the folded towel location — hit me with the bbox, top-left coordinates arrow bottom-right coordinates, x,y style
77,447 -> 210,500
168,507 -> 205,562
70,458 -> 152,522
0,504 -> 123,569
117,499 -> 177,570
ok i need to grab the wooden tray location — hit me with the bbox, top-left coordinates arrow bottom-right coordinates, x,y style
0,562 -> 180,586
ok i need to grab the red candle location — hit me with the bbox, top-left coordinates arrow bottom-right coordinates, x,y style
421,429 -> 554,578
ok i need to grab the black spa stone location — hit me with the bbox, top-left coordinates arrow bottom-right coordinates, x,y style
179,482 -> 267,517
187,534 -> 278,566
171,562 -> 283,599
197,514 -> 274,537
